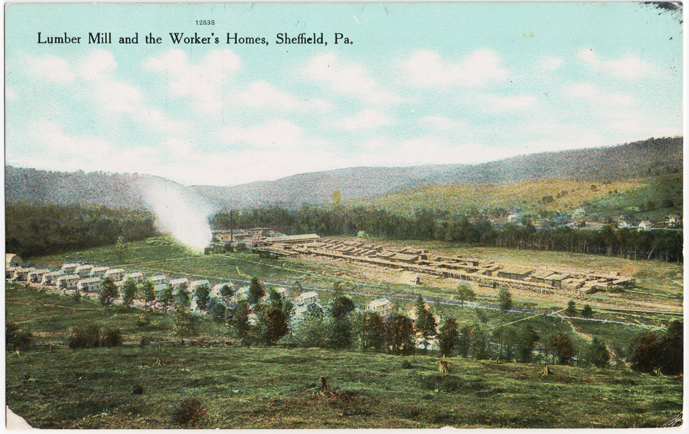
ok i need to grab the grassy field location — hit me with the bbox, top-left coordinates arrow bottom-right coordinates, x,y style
349,173 -> 682,218
27,235 -> 682,326
5,283 -> 683,429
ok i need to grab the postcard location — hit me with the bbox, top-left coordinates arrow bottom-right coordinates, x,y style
4,2 -> 683,429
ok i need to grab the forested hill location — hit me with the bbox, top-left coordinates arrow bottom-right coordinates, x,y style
5,137 -> 682,210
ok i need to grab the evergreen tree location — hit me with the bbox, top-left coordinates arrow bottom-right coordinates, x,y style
492,326 -> 517,361
99,277 -> 118,305
330,295 -> 355,319
141,280 -> 156,305
469,322 -> 489,360
268,288 -> 283,310
210,299 -> 227,322
547,333 -> 576,364
565,300 -> 577,317
193,284 -> 210,311
456,324 -> 472,357
581,304 -> 593,318
498,286 -> 513,311
248,277 -> 265,305
260,306 -> 289,344
456,283 -> 476,305
233,301 -> 251,339
157,285 -> 173,307
414,296 -> 437,351
586,337 -> 610,368
438,318 -> 459,357
658,320 -> 683,375
385,314 -> 416,355
515,323 -> 540,363
121,279 -> 138,307
174,286 -> 191,308
355,311 -> 385,351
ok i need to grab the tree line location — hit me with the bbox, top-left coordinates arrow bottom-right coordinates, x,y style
210,206 -> 683,262
5,203 -> 158,258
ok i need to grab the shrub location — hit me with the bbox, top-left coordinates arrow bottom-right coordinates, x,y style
172,398 -> 206,425
174,309 -> 198,338
69,325 -> 102,348
102,328 -> 123,347
546,333 -> 575,365
72,290 -> 82,303
586,337 -> 610,368
658,320 -> 683,375
401,359 -> 413,369
498,286 -> 513,311
136,313 -> 151,327
564,300 -> 576,317
140,335 -> 152,347
581,304 -> 593,318
6,322 -> 32,351
629,331 -> 661,373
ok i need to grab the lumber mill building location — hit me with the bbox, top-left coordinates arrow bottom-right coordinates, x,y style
260,238 -> 635,297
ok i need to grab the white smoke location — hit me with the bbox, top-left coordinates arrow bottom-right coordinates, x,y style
140,177 -> 215,249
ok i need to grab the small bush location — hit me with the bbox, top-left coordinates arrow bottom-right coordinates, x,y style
132,384 -> 145,395
102,328 -> 123,347
172,398 -> 206,425
401,360 -> 413,369
136,313 -> 151,327
140,335 -> 152,347
6,322 -> 32,351
72,290 -> 82,303
69,325 -> 102,348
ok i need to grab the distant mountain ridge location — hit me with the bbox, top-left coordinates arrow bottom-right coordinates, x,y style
5,137 -> 683,211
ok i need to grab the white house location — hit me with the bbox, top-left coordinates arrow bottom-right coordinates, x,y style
149,274 -> 168,285
56,274 -> 80,289
123,272 -> 145,283
295,291 -> 319,305
189,280 -> 210,292
170,278 -> 189,289
91,267 -> 110,277
41,271 -> 61,285
61,263 -> 79,275
367,298 -> 393,317
77,277 -> 102,293
104,268 -> 125,281
13,267 -> 33,281
638,221 -> 652,231
75,265 -> 94,277
28,269 -> 47,283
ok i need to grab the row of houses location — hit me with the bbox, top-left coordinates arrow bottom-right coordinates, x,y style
262,238 -> 635,296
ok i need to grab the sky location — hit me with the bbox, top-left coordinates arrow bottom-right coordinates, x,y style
4,2 -> 684,186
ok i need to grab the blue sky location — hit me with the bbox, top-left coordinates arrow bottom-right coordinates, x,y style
5,2 -> 683,186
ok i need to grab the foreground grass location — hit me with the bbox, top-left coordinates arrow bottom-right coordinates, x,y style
6,283 -> 682,429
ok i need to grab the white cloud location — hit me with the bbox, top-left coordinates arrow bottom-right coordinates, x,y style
577,48 -> 652,79
235,81 -> 331,112
78,50 -> 117,81
220,119 -> 305,148
564,83 -> 636,108
540,56 -> 563,72
336,109 -> 392,130
419,116 -> 472,131
303,53 -> 400,105
144,48 -> 240,112
400,49 -> 510,88
26,55 -> 75,83
5,86 -> 18,100
476,93 -> 540,112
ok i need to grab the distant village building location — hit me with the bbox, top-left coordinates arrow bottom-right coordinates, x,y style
77,278 -> 102,293
91,267 -> 110,278
668,215 -> 682,227
367,298 -> 393,317
638,221 -> 652,231
149,274 -> 168,285
28,269 -> 47,283
75,265 -> 94,278
13,267 -> 33,281
104,269 -> 126,281
189,280 -> 211,292
295,291 -> 318,305
170,278 -> 189,289
56,274 -> 79,289
41,271 -> 61,285
61,263 -> 79,275
123,272 -> 145,283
